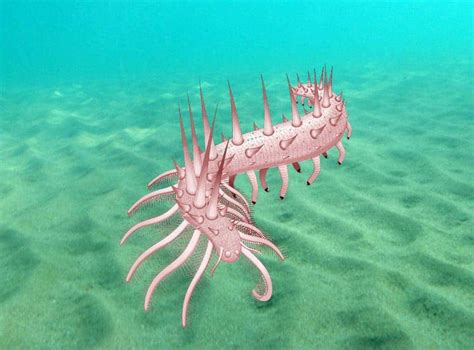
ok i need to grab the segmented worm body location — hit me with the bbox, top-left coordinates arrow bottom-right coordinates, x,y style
121,66 -> 351,327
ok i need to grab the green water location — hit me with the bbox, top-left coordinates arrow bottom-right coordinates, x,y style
1,1 -> 473,349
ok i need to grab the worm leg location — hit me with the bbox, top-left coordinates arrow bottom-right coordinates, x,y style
259,168 -> 269,192
336,141 -> 346,165
291,162 -> 301,173
246,171 -> 258,204
307,157 -> 321,186
346,121 -> 352,139
278,165 -> 289,200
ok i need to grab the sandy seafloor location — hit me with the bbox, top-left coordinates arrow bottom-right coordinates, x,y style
0,58 -> 473,349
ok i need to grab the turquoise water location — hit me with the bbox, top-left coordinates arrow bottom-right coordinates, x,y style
1,1 -> 473,349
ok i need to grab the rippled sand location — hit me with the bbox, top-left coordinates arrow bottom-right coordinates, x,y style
0,59 -> 473,349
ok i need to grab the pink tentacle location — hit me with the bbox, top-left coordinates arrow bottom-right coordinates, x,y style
221,183 -> 251,212
126,221 -> 189,282
241,247 -> 273,302
210,247 -> 223,276
346,121 -> 352,139
278,165 -> 289,199
225,207 -> 249,223
241,242 -> 261,255
121,204 -> 178,245
239,232 -> 284,261
235,221 -> 266,239
219,189 -> 251,218
144,229 -> 201,311
182,240 -> 213,328
147,169 -> 178,189
128,186 -> 174,216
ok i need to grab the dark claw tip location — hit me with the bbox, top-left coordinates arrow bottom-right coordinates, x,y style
252,201 -> 256,205
264,188 -> 269,192
324,155 -> 328,159
338,161 -> 342,165
347,136 -> 350,140
307,181 -> 311,186
280,196 -> 284,200
297,169 -> 301,173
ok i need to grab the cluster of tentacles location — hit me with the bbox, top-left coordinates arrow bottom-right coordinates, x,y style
121,67 -> 350,327
121,109 -> 284,327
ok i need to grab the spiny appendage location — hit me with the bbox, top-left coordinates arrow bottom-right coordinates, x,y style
216,67 -> 350,203
121,102 -> 284,327
293,66 -> 351,139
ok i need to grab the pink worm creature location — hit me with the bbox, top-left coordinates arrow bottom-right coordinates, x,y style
121,66 -> 351,327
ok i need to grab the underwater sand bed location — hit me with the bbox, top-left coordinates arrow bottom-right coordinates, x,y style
0,59 -> 473,349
